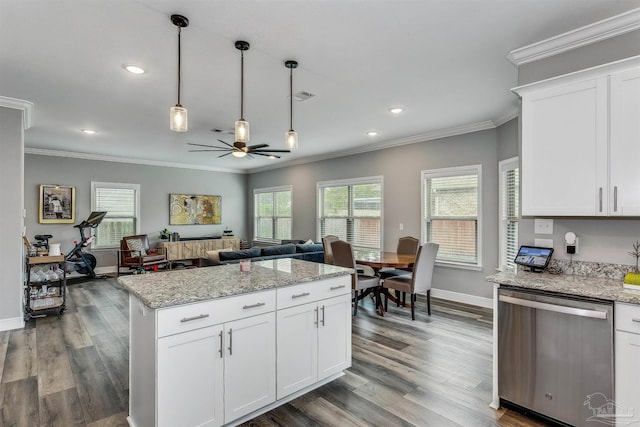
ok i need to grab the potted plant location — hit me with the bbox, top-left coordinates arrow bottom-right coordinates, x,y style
159,228 -> 170,240
623,240 -> 640,288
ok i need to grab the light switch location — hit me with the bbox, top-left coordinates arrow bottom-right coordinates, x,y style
399,223 -> 404,231
534,218 -> 553,235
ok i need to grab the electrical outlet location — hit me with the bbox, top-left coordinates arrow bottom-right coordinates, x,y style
399,223 -> 404,231
534,218 -> 553,235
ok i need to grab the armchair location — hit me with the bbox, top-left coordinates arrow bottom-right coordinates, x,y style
117,234 -> 168,276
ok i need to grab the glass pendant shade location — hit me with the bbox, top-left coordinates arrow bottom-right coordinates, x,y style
285,130 -> 298,151
170,105 -> 188,132
232,150 -> 247,158
235,119 -> 250,143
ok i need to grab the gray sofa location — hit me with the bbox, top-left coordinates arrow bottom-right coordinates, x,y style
214,242 -> 325,265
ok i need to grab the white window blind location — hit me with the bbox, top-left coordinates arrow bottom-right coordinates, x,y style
91,182 -> 140,248
254,187 -> 292,241
317,177 -> 382,251
422,166 -> 482,267
499,158 -> 519,271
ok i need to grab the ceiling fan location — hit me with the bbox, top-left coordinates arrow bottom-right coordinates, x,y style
187,140 -> 290,158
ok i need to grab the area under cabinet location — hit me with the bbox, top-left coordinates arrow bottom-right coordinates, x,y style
123,260 -> 352,427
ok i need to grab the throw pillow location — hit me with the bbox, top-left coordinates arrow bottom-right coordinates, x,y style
127,239 -> 147,257
206,248 -> 233,264
305,239 -> 315,245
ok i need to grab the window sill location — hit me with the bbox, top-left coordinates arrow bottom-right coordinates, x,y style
435,261 -> 483,272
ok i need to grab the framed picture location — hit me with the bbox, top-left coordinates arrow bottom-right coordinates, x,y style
39,184 -> 75,224
169,194 -> 221,225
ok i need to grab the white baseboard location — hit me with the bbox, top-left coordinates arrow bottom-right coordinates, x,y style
0,316 -> 25,332
431,288 -> 493,309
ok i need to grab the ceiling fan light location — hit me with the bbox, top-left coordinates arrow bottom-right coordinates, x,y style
232,150 -> 247,158
170,105 -> 188,132
285,130 -> 298,151
235,119 -> 250,143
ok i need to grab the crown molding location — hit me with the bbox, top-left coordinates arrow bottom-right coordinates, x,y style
24,148 -> 246,174
508,7 -> 640,66
248,120 -> 498,174
493,108 -> 518,127
0,96 -> 34,129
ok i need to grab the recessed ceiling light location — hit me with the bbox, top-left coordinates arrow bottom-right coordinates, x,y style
124,65 -> 145,74
81,129 -> 97,135
389,107 -> 403,114
367,131 -> 378,137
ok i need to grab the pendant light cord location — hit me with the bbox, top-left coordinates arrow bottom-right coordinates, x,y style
240,49 -> 245,120
289,67 -> 293,131
177,26 -> 182,106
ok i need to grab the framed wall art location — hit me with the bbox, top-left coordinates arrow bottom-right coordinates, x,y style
39,184 -> 75,223
169,194 -> 222,225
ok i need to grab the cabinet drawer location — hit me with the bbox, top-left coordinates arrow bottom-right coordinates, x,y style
615,303 -> 640,334
157,290 -> 276,337
277,276 -> 351,309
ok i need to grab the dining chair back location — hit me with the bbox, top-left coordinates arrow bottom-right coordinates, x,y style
331,240 -> 381,316
379,235 -> 419,279
322,235 -> 339,264
382,243 -> 439,319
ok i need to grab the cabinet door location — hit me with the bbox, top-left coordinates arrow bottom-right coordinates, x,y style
610,69 -> 640,216
276,302 -> 318,399
157,325 -> 224,427
317,294 -> 352,380
521,77 -> 608,216
224,312 -> 276,423
615,331 -> 640,424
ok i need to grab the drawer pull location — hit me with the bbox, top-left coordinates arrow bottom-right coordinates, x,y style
180,314 -> 209,323
330,285 -> 346,290
292,292 -> 310,299
243,302 -> 266,310
632,318 -> 640,323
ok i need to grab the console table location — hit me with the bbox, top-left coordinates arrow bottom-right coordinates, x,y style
158,238 -> 239,263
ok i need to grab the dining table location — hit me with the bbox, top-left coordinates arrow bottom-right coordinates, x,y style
353,249 -> 416,315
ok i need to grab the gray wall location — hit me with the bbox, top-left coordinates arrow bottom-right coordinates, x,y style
0,107 -> 25,325
25,154 -> 247,269
248,125 -> 516,300
517,30 -> 640,266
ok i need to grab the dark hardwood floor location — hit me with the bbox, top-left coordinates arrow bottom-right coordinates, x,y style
0,277 -> 547,427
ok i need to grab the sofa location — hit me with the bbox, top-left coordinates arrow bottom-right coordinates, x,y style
206,242 -> 325,265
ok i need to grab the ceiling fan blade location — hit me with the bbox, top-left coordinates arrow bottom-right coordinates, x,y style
248,144 -> 269,150
188,149 -> 231,152
252,149 -> 291,153
187,142 -> 221,149
218,152 -> 232,158
253,152 -> 281,158
217,139 -> 236,149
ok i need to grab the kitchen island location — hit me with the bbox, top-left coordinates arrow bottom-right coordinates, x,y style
487,270 -> 640,426
118,258 -> 354,427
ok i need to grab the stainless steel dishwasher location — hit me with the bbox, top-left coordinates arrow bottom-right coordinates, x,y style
498,286 -> 614,427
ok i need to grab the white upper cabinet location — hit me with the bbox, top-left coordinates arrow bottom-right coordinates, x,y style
515,57 -> 640,217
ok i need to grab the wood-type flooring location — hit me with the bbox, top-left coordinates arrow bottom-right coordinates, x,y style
0,277 -> 547,427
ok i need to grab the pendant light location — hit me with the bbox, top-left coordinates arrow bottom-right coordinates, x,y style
285,60 -> 299,151
234,40 -> 250,144
169,14 -> 189,132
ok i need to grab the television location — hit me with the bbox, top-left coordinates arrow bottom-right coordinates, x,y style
514,245 -> 554,272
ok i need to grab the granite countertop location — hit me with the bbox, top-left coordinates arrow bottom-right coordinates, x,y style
487,270 -> 640,304
117,258 -> 353,309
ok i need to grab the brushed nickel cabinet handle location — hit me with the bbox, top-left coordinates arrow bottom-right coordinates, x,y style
599,187 -> 603,212
632,318 -> 640,323
228,329 -> 233,356
314,307 -> 319,327
180,313 -> 209,323
330,285 -> 346,290
218,330 -> 223,358
243,302 -> 266,309
292,292 -> 310,299
321,305 -> 325,327
614,186 -> 618,212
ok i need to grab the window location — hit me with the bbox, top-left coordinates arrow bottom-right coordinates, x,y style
422,165 -> 482,269
91,182 -> 140,248
499,157 -> 519,271
317,176 -> 383,251
254,186 -> 292,241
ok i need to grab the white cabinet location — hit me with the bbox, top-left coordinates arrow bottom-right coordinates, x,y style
615,303 -> 640,425
157,325 -> 224,427
516,58 -> 640,217
276,278 -> 351,399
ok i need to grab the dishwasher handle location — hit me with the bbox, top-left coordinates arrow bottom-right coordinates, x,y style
499,294 -> 608,320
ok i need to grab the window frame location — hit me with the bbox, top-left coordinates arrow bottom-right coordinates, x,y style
90,181 -> 140,249
421,165 -> 483,270
498,157 -> 519,272
253,185 -> 292,243
316,175 -> 384,251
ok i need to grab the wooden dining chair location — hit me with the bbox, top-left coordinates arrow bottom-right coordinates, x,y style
321,235 -> 339,264
379,236 -> 419,279
382,243 -> 439,319
331,240 -> 381,316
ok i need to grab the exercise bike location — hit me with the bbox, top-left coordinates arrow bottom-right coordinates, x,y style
65,211 -> 107,278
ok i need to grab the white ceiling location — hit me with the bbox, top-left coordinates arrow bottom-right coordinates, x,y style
3,0 -> 640,173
